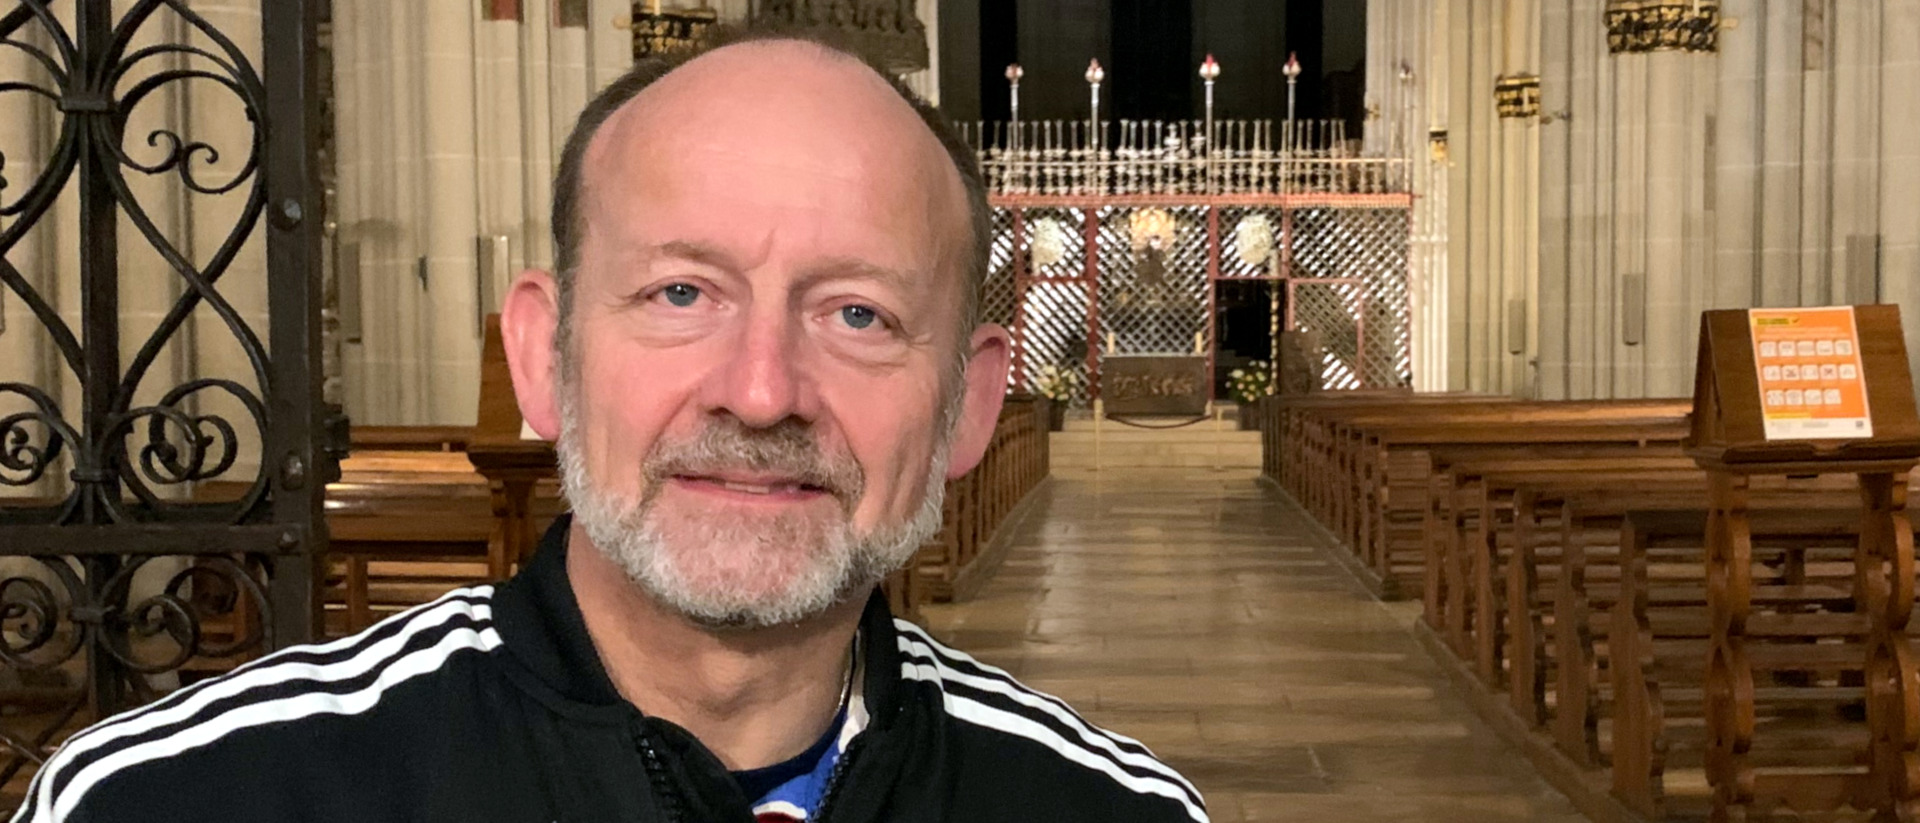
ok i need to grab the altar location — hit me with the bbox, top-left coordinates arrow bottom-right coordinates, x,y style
1101,355 -> 1210,416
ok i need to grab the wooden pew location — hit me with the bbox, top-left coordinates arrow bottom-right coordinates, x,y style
1379,305 -> 1920,823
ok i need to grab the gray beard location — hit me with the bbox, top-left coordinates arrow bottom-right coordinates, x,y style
555,401 -> 950,630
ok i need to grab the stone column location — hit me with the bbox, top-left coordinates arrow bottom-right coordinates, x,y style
422,0 -> 482,422
1536,0 -> 1571,398
589,0 -> 632,91
1827,0 -> 1880,306
1882,0 -> 1920,390
521,0 -> 559,274
1713,0 -> 1761,308
1757,0 -> 1802,306
475,0 -> 527,313
1565,0 -> 1605,398
1609,19 -> 1645,397
1797,0 -> 1833,304
1642,45 -> 1690,396
1444,0 -> 1473,390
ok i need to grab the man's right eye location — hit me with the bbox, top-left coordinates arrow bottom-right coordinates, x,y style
659,283 -> 701,307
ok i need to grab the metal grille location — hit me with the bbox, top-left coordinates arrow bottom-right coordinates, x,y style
1289,207 -> 1412,388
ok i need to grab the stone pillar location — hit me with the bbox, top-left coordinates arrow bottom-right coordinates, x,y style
1827,0 -> 1880,306
1642,46 -> 1690,396
1713,0 -> 1761,308
422,0 -> 482,422
1797,0 -> 1833,304
1565,0 -> 1605,398
1882,0 -> 1920,390
1536,0 -> 1570,398
1444,0 -> 1472,391
1757,0 -> 1802,306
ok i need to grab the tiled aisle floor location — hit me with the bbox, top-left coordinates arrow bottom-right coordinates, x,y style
919,471 -> 1588,823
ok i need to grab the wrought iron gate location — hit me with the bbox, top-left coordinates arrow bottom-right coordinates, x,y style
0,0 -> 330,802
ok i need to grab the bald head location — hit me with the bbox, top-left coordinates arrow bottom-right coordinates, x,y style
550,31 -> 990,382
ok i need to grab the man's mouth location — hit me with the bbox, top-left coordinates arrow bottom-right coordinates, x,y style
671,474 -> 835,501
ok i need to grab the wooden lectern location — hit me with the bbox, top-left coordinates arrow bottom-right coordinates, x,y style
1682,305 -> 1920,820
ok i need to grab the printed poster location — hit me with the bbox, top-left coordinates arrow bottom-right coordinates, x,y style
1749,307 -> 1872,440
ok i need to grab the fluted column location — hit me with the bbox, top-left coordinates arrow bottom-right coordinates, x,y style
1444,0 -> 1472,391
1756,0 -> 1802,306
422,0 -> 482,422
1712,0 -> 1760,308
1536,0 -> 1570,398
1641,45 -> 1689,396
1827,0 -> 1880,306
1882,0 -> 1920,390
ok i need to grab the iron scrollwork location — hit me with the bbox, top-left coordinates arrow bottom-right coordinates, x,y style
0,0 -> 325,804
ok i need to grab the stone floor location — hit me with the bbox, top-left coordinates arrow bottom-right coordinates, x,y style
919,470 -> 1588,823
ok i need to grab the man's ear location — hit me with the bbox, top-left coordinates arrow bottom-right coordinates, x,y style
943,324 -> 1014,479
499,269 -> 565,441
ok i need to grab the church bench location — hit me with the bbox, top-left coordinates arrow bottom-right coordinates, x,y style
1263,397 -> 1689,599
1604,506 -> 1916,819
914,395 -> 1049,603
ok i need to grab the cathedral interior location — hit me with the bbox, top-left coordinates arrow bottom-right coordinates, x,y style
3,0 -> 1920,820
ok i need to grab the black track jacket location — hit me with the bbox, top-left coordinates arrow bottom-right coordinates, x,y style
16,516 -> 1207,822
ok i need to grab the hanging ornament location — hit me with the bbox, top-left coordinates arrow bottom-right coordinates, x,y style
1028,217 -> 1068,270
1233,214 -> 1276,269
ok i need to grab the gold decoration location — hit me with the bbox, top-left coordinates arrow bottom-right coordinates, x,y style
629,4 -> 718,59
1605,0 -> 1720,54
1494,74 -> 1541,119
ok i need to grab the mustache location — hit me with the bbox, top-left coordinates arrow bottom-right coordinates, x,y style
641,417 -> 864,503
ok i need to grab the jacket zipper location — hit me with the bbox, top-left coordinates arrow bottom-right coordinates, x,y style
809,737 -> 866,823
633,725 -> 686,823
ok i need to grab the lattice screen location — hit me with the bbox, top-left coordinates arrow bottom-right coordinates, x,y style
1094,206 -> 1210,367
982,207 -> 1019,329
991,200 -> 1412,404
1289,207 -> 1412,388
1217,206 -> 1287,279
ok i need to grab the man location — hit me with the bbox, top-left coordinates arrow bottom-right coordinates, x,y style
15,27 -> 1205,823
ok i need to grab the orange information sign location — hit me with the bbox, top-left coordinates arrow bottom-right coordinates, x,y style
1749,307 -> 1873,440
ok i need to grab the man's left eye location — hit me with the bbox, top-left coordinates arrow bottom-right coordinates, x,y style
839,305 -> 881,330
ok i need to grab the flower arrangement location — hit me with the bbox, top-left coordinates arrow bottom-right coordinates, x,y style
1232,214 -> 1276,268
1029,217 -> 1068,269
1226,361 -> 1274,404
1031,364 -> 1082,402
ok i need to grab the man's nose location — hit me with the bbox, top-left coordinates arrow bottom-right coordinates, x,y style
708,307 -> 816,428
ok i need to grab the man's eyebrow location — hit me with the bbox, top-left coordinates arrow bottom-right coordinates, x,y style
792,257 -> 924,294
645,240 -> 739,272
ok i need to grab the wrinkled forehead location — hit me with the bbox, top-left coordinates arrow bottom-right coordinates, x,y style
578,40 -> 970,274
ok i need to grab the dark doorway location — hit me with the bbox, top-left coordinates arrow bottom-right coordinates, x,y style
1213,279 -> 1281,397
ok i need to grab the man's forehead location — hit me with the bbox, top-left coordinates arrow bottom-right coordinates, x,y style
586,40 -> 939,183
572,38 -> 971,278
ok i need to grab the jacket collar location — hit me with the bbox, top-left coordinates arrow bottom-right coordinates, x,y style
491,513 -> 908,727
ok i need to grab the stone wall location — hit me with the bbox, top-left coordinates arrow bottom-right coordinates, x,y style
1371,0 -> 1920,399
